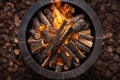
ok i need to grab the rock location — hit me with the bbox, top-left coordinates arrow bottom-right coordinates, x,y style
6,54 -> 13,59
7,67 -> 14,72
113,55 -> 120,62
103,19 -> 111,28
13,64 -> 19,72
14,14 -> 20,22
14,49 -> 20,55
116,47 -> 120,54
106,46 -> 113,53
0,57 -> 8,63
107,14 -> 115,24
7,76 -> 12,80
1,34 -> 10,42
8,61 -> 14,66
100,52 -> 112,61
9,24 -> 15,30
108,63 -> 118,73
7,11 -> 12,17
104,70 -> 112,78
14,38 -> 18,43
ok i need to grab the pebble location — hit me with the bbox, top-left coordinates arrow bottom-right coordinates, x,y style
14,38 -> 18,43
14,49 -> 20,55
106,46 -> 113,53
8,61 -> 14,66
104,70 -> 112,78
116,47 -> 120,54
113,55 -> 120,62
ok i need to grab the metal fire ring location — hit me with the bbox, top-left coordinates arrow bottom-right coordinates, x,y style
18,0 -> 103,79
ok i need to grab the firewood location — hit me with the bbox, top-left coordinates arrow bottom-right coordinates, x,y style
34,32 -> 41,40
70,40 -> 86,58
79,38 -> 93,48
55,63 -> 63,72
67,14 -> 85,25
58,51 -> 71,70
33,17 -> 40,30
41,20 -> 67,67
72,59 -> 80,67
44,8 -> 54,26
28,38 -> 40,43
72,19 -> 87,32
80,29 -> 91,35
63,45 -> 79,63
78,32 -> 93,41
49,55 -> 58,68
42,30 -> 52,42
66,41 -> 86,59
29,29 -> 36,35
36,51 -> 47,64
38,11 -> 54,33
74,40 -> 90,53
31,39 -> 45,53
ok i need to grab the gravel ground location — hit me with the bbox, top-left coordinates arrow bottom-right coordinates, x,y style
0,0 -> 120,80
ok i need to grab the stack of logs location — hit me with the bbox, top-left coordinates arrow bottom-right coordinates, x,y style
27,3 -> 93,72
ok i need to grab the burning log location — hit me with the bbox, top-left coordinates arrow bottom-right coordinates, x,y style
80,29 -> 91,35
67,14 -> 85,25
74,40 -> 90,53
72,59 -> 80,67
28,38 -> 41,43
33,17 -> 41,30
70,40 -> 86,58
78,32 -> 93,41
58,51 -> 71,70
49,55 -> 58,68
44,8 -> 54,26
41,20 -> 67,67
79,38 -> 93,48
72,19 -> 87,32
63,45 -> 79,63
38,11 -> 54,33
29,29 -> 36,35
55,63 -> 63,72
66,41 -> 86,59
34,32 -> 41,40
31,39 -> 45,53
42,30 -> 52,42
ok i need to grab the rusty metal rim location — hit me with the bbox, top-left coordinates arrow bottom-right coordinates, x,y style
18,0 -> 103,79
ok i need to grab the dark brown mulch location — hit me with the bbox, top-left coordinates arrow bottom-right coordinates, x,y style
0,0 -> 120,80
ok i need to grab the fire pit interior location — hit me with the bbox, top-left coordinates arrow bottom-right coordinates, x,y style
19,0 -> 103,79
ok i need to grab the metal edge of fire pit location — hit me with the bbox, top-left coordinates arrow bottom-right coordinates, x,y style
18,0 -> 103,79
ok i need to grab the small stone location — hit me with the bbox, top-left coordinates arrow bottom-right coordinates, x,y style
8,61 -> 14,66
0,57 -> 8,63
113,55 -> 120,62
13,64 -> 19,72
9,24 -> 15,30
116,47 -> 120,54
1,34 -> 10,42
7,67 -> 14,72
106,46 -> 113,53
6,54 -> 13,59
14,14 -> 20,22
104,70 -> 112,78
14,49 -> 20,55
7,76 -> 12,80
107,14 -> 115,23
7,11 -> 12,17
14,38 -> 18,43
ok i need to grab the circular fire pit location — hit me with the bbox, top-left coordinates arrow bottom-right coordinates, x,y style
19,0 -> 103,79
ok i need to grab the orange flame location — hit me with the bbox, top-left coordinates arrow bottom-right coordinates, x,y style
51,0 -> 73,30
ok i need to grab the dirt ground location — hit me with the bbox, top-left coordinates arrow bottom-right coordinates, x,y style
0,0 -> 120,80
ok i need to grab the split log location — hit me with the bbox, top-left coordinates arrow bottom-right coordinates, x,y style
72,19 -> 87,32
78,32 -> 93,41
58,51 -> 71,70
49,55 -> 58,68
28,38 -> 41,43
72,59 -> 80,67
29,29 -> 36,35
41,20 -> 67,67
33,17 -> 40,30
38,11 -> 54,33
34,32 -> 41,40
44,8 -> 54,26
36,51 -> 47,64
42,30 -> 52,42
70,40 -> 86,58
66,41 -> 86,59
80,29 -> 91,35
79,38 -> 93,48
74,40 -> 90,53
67,14 -> 85,25
55,63 -> 63,72
31,39 -> 45,53
63,45 -> 79,63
